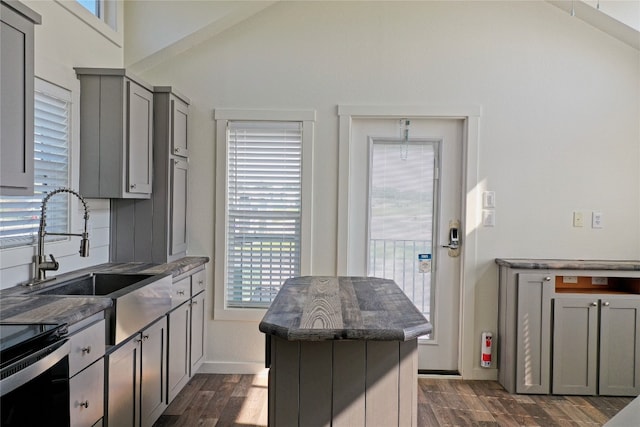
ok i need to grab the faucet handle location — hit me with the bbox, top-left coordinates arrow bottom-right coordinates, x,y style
48,254 -> 59,270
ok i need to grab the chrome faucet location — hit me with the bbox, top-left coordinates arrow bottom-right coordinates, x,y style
27,187 -> 90,285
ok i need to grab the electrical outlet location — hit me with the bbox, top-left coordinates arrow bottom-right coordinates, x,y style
592,277 -> 608,285
592,212 -> 603,228
573,211 -> 584,227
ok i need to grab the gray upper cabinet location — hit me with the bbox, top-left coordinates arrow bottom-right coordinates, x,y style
75,68 -> 153,199
110,86 -> 189,263
0,1 -> 40,195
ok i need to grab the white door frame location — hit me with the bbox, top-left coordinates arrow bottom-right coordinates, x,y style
337,105 -> 482,379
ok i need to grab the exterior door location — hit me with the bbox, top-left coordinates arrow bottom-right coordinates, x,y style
345,117 -> 463,371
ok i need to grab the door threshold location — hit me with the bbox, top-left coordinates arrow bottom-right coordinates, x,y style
418,369 -> 461,379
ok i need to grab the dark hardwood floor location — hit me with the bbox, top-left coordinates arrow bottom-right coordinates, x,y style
153,373 -> 633,426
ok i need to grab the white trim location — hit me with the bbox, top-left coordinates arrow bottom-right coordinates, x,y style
54,0 -> 123,47
213,109 -> 315,321
337,105 -> 481,379
198,361 -> 268,375
214,108 -> 316,122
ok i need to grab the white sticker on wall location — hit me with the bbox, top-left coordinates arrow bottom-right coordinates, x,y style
418,254 -> 432,273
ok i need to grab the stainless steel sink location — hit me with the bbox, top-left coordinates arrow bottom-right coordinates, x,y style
35,273 -> 154,296
32,272 -> 172,345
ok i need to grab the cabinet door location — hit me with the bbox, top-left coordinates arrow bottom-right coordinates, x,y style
69,359 -> 104,427
170,158 -> 188,256
106,336 -> 141,427
0,4 -> 34,195
515,273 -> 553,393
552,296 -> 599,395
127,80 -> 153,196
599,297 -> 640,396
190,291 -> 206,374
171,97 -> 189,158
140,317 -> 167,427
168,304 -> 191,403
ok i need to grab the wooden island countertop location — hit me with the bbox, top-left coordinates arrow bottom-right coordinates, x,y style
259,276 -> 431,341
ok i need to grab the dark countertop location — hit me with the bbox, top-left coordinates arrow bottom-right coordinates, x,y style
495,259 -> 640,271
259,276 -> 431,341
0,256 -> 209,326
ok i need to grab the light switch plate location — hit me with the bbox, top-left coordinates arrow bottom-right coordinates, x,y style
482,209 -> 495,227
483,191 -> 496,208
573,211 -> 584,227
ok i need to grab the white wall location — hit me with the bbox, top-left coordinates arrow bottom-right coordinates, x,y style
0,1 -> 124,288
137,0 -> 639,378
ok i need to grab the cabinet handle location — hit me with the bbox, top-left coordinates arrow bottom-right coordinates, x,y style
602,301 -> 610,307
81,346 -> 91,354
544,277 -> 552,282
142,334 -> 149,341
79,401 -> 89,409
130,184 -> 137,190
177,290 -> 185,295
191,300 -> 198,306
590,301 -> 598,307
198,280 -> 204,286
135,338 -> 143,343
174,147 -> 180,153
173,159 -> 179,165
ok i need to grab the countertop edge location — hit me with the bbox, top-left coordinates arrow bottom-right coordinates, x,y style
495,258 -> 640,271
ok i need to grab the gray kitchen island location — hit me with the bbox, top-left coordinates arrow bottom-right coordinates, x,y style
259,276 -> 431,427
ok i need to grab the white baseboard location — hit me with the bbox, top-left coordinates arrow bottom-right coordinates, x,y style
197,361 -> 267,375
471,367 -> 498,381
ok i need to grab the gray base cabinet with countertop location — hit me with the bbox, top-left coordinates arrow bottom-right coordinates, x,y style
497,259 -> 640,396
260,276 -> 430,426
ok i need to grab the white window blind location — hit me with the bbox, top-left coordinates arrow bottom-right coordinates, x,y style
0,81 -> 70,249
226,121 -> 302,308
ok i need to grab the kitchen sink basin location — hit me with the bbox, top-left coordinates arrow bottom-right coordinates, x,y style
35,273 -> 154,296
32,272 -> 172,345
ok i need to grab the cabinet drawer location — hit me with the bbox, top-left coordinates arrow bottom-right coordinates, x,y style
70,359 -> 104,427
191,268 -> 206,296
172,276 -> 190,307
69,319 -> 106,377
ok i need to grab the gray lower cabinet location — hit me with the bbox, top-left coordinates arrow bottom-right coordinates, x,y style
68,317 -> 106,427
0,1 -> 40,195
75,68 -> 154,199
553,295 -> 640,396
167,266 -> 206,405
552,296 -> 599,395
105,316 -> 167,427
167,301 -> 191,402
515,273 -> 554,394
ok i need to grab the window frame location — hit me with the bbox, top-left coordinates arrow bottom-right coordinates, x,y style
214,109 -> 315,321
0,78 -> 82,273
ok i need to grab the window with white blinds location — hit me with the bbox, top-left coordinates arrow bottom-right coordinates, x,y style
0,80 -> 70,249
226,121 -> 302,308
